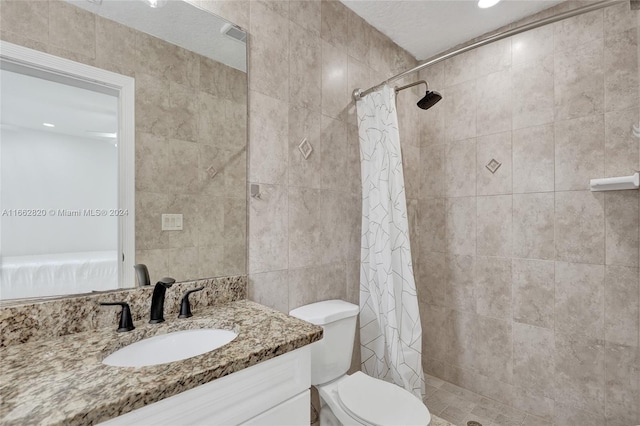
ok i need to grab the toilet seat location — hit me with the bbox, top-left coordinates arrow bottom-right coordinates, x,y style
334,372 -> 430,426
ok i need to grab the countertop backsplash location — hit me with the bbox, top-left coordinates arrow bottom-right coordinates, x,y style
0,275 -> 247,348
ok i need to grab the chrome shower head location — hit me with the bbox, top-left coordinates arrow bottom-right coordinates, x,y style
417,90 -> 442,110
395,80 -> 443,111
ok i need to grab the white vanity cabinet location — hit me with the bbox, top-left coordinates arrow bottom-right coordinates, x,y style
100,346 -> 311,426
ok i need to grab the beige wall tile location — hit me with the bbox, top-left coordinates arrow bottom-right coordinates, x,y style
248,90 -> 288,185
448,310 -> 477,368
0,0 -> 49,44
49,0 -> 95,59
476,38 -> 511,77
512,258 -> 554,329
289,0 -> 321,34
444,50 -> 477,87
604,28 -> 639,113
512,124 -> 554,194
418,198 -> 446,254
555,114 -> 605,191
512,55 -> 554,130
605,191 -> 639,267
554,39 -> 604,121
287,262 -> 346,311
513,322 -> 555,399
248,1 -> 289,101
604,265 -> 639,347
444,81 -> 477,142
248,183 -> 288,274
321,40 -> 348,119
554,332 -> 605,416
446,254 -> 476,311
422,304 -> 451,362
446,197 -> 476,256
605,107 -> 640,178
320,0 -> 348,51
603,2 -> 639,38
347,12 -> 371,65
604,343 -> 640,425
248,270 -> 289,313
555,191 -> 605,264
417,252 -> 446,307
512,25 -> 553,67
553,9 -> 603,53
477,195 -> 512,258
287,186 -> 324,269
476,70 -> 512,137
421,144 -> 445,197
475,256 -> 511,320
513,193 -> 555,260
288,106 -> 322,188
289,21 -> 321,111
95,17 -> 136,76
474,316 -> 513,384
319,114 -> 348,190
555,261 -> 605,340
445,139 -> 476,197
476,132 -> 512,196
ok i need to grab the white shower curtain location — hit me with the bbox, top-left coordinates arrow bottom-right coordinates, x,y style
356,85 -> 425,399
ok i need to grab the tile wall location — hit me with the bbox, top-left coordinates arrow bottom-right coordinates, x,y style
192,0 -> 418,316
413,3 -> 640,425
0,0 -> 247,284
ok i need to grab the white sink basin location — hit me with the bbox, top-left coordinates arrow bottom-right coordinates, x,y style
103,328 -> 238,368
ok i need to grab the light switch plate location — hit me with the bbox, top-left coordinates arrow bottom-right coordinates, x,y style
162,214 -> 183,231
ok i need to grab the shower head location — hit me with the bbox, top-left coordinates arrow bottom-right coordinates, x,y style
395,80 -> 443,111
417,90 -> 442,110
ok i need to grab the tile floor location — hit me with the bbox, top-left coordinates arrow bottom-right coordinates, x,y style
424,374 -> 551,426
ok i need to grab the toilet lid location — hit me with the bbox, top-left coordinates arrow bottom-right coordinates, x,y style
337,372 -> 431,426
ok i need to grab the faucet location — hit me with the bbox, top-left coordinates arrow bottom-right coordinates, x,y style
149,277 -> 176,324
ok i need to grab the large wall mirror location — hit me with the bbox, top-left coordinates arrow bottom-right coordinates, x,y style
0,0 -> 247,301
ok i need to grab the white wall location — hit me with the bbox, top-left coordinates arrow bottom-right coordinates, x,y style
1,127 -> 118,256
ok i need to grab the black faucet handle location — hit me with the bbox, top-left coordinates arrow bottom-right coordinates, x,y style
178,287 -> 205,319
100,302 -> 135,332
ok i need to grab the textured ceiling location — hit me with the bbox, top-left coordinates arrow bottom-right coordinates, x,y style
67,0 -> 246,71
341,0 -> 564,61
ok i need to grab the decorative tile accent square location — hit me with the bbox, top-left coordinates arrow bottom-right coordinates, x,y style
298,138 -> 313,159
206,165 -> 218,179
485,158 -> 502,174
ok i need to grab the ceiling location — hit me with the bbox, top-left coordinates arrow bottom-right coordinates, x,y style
0,68 -> 118,143
67,0 -> 247,71
341,0 -> 564,61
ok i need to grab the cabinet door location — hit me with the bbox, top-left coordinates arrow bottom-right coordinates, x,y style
241,390 -> 310,426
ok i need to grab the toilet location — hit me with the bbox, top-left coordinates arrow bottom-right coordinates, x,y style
289,300 -> 431,426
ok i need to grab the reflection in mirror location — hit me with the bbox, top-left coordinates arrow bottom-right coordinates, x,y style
0,0 -> 247,302
1,64 -> 120,299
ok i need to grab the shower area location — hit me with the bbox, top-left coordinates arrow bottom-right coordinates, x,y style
356,0 -> 640,424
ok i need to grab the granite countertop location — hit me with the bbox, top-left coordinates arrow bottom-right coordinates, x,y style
0,300 -> 323,425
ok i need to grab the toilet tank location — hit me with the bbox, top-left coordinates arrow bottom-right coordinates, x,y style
289,300 -> 359,386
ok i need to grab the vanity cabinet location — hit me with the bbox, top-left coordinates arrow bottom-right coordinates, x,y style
100,346 -> 311,426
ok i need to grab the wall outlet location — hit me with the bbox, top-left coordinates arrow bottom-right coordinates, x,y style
161,214 -> 183,231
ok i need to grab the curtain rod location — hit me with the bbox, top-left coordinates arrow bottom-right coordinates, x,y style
353,0 -> 627,101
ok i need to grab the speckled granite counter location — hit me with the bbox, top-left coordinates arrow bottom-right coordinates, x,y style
0,300 -> 323,425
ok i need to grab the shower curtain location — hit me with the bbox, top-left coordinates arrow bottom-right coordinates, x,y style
355,85 -> 425,399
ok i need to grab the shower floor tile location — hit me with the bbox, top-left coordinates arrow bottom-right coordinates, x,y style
422,374 -> 533,426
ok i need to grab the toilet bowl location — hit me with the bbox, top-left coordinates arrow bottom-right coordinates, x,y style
289,300 -> 431,426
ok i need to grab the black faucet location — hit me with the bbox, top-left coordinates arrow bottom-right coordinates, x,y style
149,277 -> 176,324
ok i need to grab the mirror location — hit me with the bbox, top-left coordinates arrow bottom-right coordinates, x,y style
0,0 -> 247,301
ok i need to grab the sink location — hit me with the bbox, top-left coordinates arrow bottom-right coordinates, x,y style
103,329 -> 238,367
